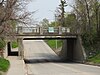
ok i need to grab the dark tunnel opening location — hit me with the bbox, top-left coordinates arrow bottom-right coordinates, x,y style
66,38 -> 75,62
7,42 -> 18,56
23,38 -> 77,63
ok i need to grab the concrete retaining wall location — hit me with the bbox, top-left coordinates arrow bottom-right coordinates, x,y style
59,36 -> 87,62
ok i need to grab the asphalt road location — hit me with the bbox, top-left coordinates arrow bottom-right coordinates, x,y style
23,40 -> 100,75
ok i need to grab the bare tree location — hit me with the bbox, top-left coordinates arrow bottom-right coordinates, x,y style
94,0 -> 100,36
71,0 -> 100,33
57,0 -> 67,27
0,0 -> 34,37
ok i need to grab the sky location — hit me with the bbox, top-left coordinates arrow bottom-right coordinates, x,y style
27,0 -> 74,22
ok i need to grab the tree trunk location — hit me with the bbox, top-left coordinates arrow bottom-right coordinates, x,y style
84,0 -> 91,32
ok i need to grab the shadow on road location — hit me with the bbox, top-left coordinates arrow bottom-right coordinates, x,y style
24,53 -> 75,64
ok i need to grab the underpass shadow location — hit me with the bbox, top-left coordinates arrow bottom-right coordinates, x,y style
24,53 -> 76,64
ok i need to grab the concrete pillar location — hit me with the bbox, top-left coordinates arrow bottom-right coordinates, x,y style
59,26 -> 62,34
17,38 -> 24,59
4,42 -> 8,58
39,27 -> 43,34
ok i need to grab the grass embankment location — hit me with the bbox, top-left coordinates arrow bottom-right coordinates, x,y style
88,54 -> 100,64
46,40 -> 62,49
11,41 -> 18,48
0,58 -> 10,72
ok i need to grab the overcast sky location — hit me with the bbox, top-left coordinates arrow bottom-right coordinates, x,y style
27,0 -> 74,22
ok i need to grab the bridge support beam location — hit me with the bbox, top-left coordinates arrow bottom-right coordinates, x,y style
59,36 -> 86,62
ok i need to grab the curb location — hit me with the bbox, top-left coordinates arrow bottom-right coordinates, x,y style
85,62 -> 100,67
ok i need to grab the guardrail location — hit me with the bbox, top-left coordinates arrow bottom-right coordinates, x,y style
16,26 -> 76,35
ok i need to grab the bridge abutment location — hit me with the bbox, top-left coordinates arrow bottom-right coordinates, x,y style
59,36 -> 86,62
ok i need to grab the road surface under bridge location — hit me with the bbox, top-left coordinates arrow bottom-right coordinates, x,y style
23,40 -> 100,75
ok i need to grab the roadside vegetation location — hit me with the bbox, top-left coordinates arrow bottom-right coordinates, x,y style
0,57 -> 10,72
46,40 -> 62,49
88,54 -> 100,64
11,41 -> 18,48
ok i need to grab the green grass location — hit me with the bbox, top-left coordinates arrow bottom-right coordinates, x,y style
11,41 -> 18,48
0,58 -> 10,72
88,54 -> 100,64
0,73 -> 1,75
46,40 -> 62,49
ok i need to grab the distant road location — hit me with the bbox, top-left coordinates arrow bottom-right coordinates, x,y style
23,40 -> 60,60
23,40 -> 100,75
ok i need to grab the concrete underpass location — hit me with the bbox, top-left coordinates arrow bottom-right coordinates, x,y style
22,36 -> 86,63
6,38 -> 100,75
22,40 -> 99,75
23,40 -> 61,62
7,36 -> 86,62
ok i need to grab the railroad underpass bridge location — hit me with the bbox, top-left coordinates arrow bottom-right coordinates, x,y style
5,26 -> 86,63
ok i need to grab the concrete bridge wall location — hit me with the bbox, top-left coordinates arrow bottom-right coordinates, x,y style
4,36 -> 86,62
59,36 -> 86,62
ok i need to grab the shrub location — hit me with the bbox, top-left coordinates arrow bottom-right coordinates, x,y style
11,41 -> 18,48
0,58 -> 10,72
81,31 -> 100,58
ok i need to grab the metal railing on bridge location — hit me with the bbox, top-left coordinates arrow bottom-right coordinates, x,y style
16,26 -> 76,35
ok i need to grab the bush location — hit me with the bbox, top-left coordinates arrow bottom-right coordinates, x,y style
81,31 -> 98,57
88,54 -> 100,64
11,41 -> 18,48
0,58 -> 10,72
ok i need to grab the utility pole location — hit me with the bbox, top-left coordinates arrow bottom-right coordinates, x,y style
59,0 -> 67,26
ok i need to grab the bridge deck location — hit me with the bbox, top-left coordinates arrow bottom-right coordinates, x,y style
14,33 -> 77,39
